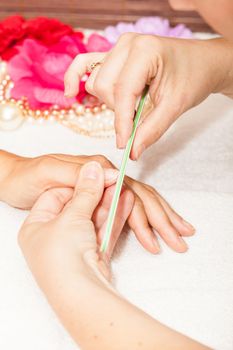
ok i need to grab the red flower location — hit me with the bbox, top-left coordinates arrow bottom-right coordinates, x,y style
0,15 -> 84,60
24,17 -> 77,45
0,15 -> 25,60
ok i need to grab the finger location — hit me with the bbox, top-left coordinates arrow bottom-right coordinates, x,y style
85,64 -> 115,109
66,161 -> 105,220
85,61 -> 114,110
25,188 -> 73,225
143,196 -> 188,253
64,52 -> 106,98
39,156 -> 119,189
86,36 -> 133,110
127,179 -> 188,252
156,193 -> 195,237
92,184 -> 119,232
114,49 -> 153,148
127,195 -> 160,254
97,186 -> 134,258
131,96 -> 179,160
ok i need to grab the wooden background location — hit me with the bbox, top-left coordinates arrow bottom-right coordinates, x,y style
0,0 -> 211,32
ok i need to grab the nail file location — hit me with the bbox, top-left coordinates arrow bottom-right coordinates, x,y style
100,86 -> 149,253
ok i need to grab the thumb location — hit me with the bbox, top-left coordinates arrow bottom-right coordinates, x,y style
131,96 -> 179,160
66,161 -> 105,220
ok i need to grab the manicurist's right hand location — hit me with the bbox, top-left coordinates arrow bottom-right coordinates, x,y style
65,35 -> 233,159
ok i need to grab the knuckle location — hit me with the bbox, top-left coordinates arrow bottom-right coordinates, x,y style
92,154 -> 110,167
73,53 -> 85,65
35,156 -> 55,174
135,196 -> 145,211
80,186 -> 99,198
93,78 -> 108,97
114,80 -> 125,99
146,187 -> 157,201
133,35 -> 150,49
85,79 -> 94,94
118,32 -> 136,43
144,183 -> 157,195
93,154 -> 105,162
133,35 -> 161,52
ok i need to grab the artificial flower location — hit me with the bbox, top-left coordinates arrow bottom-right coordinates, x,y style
8,31 -> 112,109
104,16 -> 192,44
8,38 -> 86,108
0,16 -> 25,60
23,17 -> 78,45
86,33 -> 112,52
0,15 -> 84,61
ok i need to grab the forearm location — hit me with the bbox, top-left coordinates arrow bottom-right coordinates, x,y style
36,252 -> 210,350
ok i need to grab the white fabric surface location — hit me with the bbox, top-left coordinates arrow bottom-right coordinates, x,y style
0,93 -> 233,350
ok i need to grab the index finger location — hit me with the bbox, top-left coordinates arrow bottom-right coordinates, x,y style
64,52 -> 106,98
114,50 -> 151,149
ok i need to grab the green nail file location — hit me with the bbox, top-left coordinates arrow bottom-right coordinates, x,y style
100,86 -> 149,253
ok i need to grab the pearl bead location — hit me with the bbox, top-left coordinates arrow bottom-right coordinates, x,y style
75,105 -> 85,115
0,103 -> 24,130
48,116 -> 55,122
37,117 -> 44,124
27,116 -> 34,123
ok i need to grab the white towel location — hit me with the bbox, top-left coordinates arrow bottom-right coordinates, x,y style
0,93 -> 233,349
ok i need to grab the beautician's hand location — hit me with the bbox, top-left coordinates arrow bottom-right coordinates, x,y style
64,35 -> 233,159
18,161 -> 134,280
18,161 -> 209,350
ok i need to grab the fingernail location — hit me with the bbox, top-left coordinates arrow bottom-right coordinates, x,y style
104,169 -> 119,183
81,161 -> 101,180
135,144 -> 146,160
182,219 -> 195,232
177,235 -> 188,251
64,84 -> 71,97
116,134 -> 125,149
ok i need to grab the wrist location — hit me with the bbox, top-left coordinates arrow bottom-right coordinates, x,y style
207,38 -> 233,97
82,249 -> 114,290
32,246 -> 114,300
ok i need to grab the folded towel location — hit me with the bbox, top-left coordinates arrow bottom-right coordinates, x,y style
0,93 -> 232,349
0,190 -> 233,350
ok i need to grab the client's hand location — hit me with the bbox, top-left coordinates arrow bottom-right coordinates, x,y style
78,155 -> 195,253
0,150 -> 194,253
0,151 -> 118,210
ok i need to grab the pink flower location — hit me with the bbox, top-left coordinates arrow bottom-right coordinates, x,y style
8,33 -> 112,109
86,33 -> 112,52
8,37 -> 87,109
105,16 -> 192,44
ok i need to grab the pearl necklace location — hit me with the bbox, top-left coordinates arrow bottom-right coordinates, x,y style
0,60 -> 115,137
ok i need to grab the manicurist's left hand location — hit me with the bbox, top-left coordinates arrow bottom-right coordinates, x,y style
19,161 -> 134,282
19,161 -> 209,350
